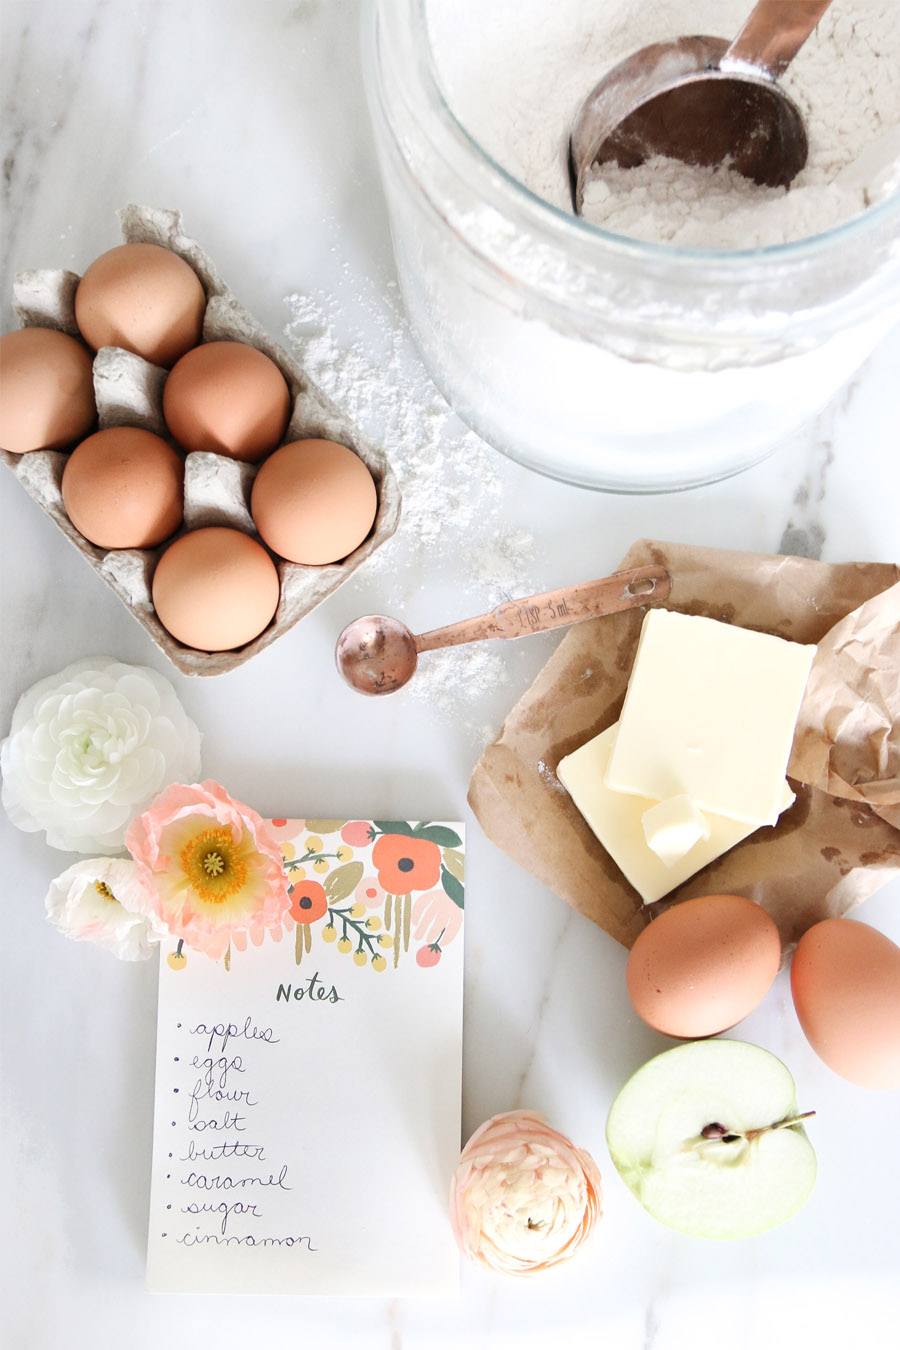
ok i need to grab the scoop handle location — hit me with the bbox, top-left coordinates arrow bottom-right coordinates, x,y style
722,0 -> 832,79
415,565 -> 671,652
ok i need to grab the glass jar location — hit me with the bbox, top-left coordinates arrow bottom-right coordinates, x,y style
362,0 -> 900,492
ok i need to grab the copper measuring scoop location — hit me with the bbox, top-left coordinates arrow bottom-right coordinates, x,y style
569,0 -> 833,214
335,564 -> 671,696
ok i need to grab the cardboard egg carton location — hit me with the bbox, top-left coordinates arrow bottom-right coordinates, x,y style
1,204 -> 401,676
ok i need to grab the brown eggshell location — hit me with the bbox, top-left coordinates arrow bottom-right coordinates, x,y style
75,243 -> 205,367
791,919 -> 900,1089
163,340 -> 291,463
0,327 -> 96,453
250,438 -> 377,565
152,526 -> 280,652
626,894 -> 781,1039
62,427 -> 184,549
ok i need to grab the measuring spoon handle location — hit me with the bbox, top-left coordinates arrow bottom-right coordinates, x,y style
415,564 -> 670,653
723,0 -> 832,79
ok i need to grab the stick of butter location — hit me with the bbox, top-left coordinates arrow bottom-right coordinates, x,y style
605,609 -> 815,827
641,794 -> 710,867
557,724 -> 795,905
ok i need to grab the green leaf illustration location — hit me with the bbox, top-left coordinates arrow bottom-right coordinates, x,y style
413,824 -> 462,848
305,819 -> 344,834
442,847 -> 465,883
440,864 -> 465,909
325,861 -> 364,902
372,820 -> 415,837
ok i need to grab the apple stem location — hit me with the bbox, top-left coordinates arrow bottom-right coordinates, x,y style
744,1109 -> 816,1143
699,1110 -> 815,1148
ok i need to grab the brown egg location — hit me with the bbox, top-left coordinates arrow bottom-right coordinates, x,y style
75,243 -> 205,367
627,894 -> 781,1039
152,526 -> 280,652
162,341 -> 291,463
250,438 -> 377,565
791,919 -> 900,1089
62,427 -> 183,549
0,327 -> 95,454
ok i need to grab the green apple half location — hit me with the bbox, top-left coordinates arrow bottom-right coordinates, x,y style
606,1040 -> 816,1240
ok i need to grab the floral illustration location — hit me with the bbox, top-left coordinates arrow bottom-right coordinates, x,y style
284,821 -> 464,974
44,856 -> 165,961
340,820 -> 374,847
125,780 -> 291,960
41,803 -> 463,972
1,658 -> 201,854
355,875 -> 386,909
289,879 -> 328,924
373,833 -> 441,894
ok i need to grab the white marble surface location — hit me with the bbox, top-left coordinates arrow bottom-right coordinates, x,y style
2,3 -> 899,1347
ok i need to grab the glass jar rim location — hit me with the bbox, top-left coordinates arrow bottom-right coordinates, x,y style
397,0 -> 900,268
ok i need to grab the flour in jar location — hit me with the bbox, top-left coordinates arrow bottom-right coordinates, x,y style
428,0 -> 900,249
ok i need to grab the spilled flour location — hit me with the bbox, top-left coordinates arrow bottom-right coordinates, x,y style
282,285 -> 535,734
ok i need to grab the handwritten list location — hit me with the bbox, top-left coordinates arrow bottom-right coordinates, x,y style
147,910 -> 464,1294
165,1015 -> 309,1254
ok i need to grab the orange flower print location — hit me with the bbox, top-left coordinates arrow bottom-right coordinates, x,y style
373,834 -> 441,895
290,879 -> 327,925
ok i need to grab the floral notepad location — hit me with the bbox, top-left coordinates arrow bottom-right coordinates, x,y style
146,819 -> 465,1296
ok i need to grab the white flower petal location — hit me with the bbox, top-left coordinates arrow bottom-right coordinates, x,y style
44,857 -> 164,960
1,659 -> 203,854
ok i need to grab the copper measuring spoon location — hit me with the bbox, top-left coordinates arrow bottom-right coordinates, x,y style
335,564 -> 671,696
569,0 -> 833,214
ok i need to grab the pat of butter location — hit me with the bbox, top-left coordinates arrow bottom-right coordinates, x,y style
558,724 -> 795,905
606,609 -> 815,827
641,795 -> 710,867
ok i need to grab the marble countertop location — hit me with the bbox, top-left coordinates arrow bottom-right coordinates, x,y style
2,3 -> 898,1347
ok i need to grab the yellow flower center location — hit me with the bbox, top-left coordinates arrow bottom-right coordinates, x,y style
94,880 -> 117,903
180,827 -> 248,905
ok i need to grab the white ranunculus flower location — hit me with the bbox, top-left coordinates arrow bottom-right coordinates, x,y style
45,857 -> 166,960
1,658 -> 202,853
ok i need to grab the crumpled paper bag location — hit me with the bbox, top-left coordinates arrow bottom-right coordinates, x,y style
468,541 -> 900,951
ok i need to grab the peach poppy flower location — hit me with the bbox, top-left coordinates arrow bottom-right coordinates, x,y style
373,833 -> 441,895
450,1110 -> 602,1275
125,780 -> 291,960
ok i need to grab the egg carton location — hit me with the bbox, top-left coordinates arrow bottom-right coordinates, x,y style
1,204 -> 401,676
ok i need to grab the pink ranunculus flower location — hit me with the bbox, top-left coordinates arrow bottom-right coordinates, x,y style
341,820 -> 374,847
450,1110 -> 602,1276
354,875 -> 387,909
125,780 -> 291,960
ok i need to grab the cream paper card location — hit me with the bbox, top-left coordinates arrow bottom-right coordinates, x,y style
146,818 -> 465,1295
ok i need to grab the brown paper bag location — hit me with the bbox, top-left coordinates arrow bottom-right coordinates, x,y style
468,541 -> 900,951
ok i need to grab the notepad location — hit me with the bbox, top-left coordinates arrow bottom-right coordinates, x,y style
146,818 -> 465,1296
